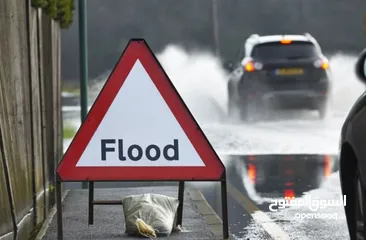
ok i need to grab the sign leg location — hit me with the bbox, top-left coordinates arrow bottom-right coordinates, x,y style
88,181 -> 94,225
176,181 -> 185,226
221,179 -> 229,239
56,180 -> 63,240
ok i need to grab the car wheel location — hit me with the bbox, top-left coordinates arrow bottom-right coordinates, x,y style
318,103 -> 327,119
237,102 -> 247,121
239,103 -> 254,122
227,95 -> 236,117
355,172 -> 366,240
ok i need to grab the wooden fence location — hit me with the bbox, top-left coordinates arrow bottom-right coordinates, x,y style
0,0 -> 62,239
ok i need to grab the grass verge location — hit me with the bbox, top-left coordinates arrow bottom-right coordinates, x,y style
63,123 -> 77,139
61,87 -> 80,95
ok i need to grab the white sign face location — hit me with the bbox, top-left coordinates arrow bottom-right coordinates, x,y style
76,60 -> 205,167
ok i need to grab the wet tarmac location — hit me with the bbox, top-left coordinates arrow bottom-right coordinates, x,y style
193,154 -> 341,239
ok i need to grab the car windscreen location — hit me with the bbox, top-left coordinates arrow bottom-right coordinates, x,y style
251,41 -> 319,60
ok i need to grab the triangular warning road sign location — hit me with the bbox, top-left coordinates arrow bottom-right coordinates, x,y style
57,39 -> 225,181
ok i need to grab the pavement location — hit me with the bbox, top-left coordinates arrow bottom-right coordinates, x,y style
37,186 -> 229,240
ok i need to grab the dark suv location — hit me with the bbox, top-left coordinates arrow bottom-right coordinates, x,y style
225,33 -> 332,121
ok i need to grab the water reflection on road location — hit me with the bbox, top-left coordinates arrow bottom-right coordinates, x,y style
192,154 -> 339,239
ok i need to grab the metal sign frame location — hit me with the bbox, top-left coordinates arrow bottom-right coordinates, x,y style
56,38 -> 229,239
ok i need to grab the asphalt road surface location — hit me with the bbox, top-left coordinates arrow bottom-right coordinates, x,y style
194,155 -> 348,240
193,113 -> 349,240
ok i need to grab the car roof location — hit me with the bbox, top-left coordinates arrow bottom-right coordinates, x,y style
247,34 -> 316,45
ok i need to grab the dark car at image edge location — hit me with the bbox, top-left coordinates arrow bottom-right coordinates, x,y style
339,48 -> 366,240
224,33 -> 332,121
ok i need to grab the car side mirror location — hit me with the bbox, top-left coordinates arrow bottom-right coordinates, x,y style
223,61 -> 234,72
355,48 -> 366,84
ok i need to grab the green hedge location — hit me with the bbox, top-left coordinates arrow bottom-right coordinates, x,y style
31,0 -> 75,29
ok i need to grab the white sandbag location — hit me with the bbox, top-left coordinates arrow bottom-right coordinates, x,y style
122,193 -> 180,237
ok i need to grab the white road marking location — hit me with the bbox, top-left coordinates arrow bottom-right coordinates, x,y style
227,182 -> 291,240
